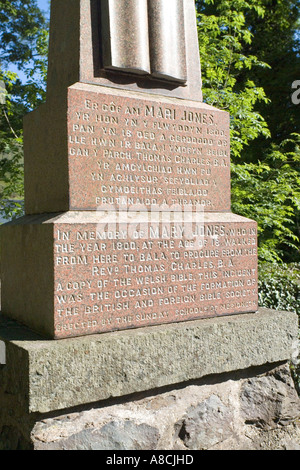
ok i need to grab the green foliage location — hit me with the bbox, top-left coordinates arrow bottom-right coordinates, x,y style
232,135 -> 300,262
258,262 -> 300,314
0,71 -> 24,220
242,0 -> 300,145
0,0 -> 48,220
197,0 -> 271,158
197,0 -> 300,263
0,139 -> 24,220
0,0 -> 48,109
0,0 -> 47,67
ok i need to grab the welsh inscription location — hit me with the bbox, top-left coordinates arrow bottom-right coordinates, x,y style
68,89 -> 231,211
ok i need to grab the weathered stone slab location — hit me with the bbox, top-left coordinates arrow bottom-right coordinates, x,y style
1,211 -> 258,339
0,309 -> 297,414
24,84 -> 230,215
24,364 -> 300,451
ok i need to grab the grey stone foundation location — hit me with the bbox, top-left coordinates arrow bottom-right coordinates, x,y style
31,363 -> 300,451
0,308 -> 299,450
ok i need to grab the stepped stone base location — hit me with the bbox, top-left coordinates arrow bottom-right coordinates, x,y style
0,308 -> 299,450
1,211 -> 258,339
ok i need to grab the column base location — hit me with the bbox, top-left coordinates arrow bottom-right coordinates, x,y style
0,308 -> 299,450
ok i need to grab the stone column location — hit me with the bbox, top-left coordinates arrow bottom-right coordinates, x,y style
101,0 -> 151,75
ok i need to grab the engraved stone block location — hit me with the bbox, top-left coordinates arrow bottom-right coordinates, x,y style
0,212 -> 258,339
24,84 -> 231,215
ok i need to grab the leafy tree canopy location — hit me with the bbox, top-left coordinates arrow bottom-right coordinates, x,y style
196,0 -> 300,263
0,0 -> 48,219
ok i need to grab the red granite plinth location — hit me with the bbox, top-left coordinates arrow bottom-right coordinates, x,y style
0,212 -> 258,339
1,1 -> 259,345
24,84 -> 231,215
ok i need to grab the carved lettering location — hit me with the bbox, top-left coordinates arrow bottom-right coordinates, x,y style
68,90 -> 231,211
53,221 -> 258,336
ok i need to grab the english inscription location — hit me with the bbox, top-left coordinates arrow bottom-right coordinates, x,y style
53,220 -> 258,337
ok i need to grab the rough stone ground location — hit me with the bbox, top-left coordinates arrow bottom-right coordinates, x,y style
29,363 -> 300,451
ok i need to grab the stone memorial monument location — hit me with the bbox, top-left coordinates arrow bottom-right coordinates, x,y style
1,0 -> 258,339
0,0 -> 299,450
